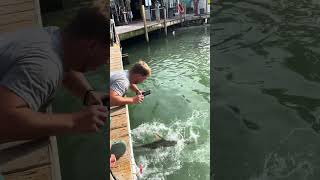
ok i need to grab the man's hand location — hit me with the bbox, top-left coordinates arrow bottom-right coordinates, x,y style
136,90 -> 143,95
86,91 -> 108,105
71,105 -> 108,133
132,95 -> 144,104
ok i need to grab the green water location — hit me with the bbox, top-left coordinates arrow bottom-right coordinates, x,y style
213,1 -> 320,179
122,25 -> 210,179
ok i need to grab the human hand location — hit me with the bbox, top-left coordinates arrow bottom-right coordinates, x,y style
132,95 -> 144,104
136,90 -> 143,95
71,105 -> 108,133
110,154 -> 116,168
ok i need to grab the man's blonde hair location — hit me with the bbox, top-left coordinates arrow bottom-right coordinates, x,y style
130,60 -> 152,76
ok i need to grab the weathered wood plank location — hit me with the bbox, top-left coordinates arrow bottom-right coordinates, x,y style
0,0 -> 32,6
0,139 -> 50,173
4,165 -> 52,180
1,145 -> 50,174
48,136 -> 61,180
0,10 -> 36,26
33,0 -> 42,26
0,137 -> 61,180
0,21 -> 35,32
0,2 -> 34,15
110,107 -> 126,117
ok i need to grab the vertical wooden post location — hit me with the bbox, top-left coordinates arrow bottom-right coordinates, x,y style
123,12 -> 128,24
164,8 -> 167,36
180,10 -> 183,26
166,0 -> 169,19
184,4 -> 187,23
155,2 -> 160,22
141,5 -> 149,42
49,136 -> 62,180
34,0 -> 43,27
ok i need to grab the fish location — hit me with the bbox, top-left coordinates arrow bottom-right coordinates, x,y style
228,105 -> 240,114
242,118 -> 260,130
136,133 -> 192,149
227,105 -> 261,130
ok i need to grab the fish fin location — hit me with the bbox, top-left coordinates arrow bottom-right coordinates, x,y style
154,133 -> 164,140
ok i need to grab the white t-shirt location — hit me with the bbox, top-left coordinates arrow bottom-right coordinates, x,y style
110,70 -> 130,96
0,26 -> 64,111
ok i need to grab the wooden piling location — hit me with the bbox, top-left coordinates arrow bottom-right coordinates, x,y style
164,8 -> 167,36
184,4 -> 187,22
141,5 -> 149,42
155,2 -> 160,23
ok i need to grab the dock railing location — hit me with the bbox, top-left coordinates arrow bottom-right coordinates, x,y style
110,18 -> 120,46
141,4 -> 187,41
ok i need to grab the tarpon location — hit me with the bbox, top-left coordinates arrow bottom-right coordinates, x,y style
136,133 -> 193,149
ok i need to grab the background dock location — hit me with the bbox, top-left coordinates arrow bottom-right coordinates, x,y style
116,14 -> 209,41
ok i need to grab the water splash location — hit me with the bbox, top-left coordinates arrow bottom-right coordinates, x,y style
131,110 -> 210,180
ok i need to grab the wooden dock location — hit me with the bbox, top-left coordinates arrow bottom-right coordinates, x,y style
110,43 -> 137,180
116,14 -> 210,41
0,137 -> 61,180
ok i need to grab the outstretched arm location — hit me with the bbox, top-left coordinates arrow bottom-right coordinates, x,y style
0,86 -> 108,142
110,90 -> 143,106
0,86 -> 74,141
130,84 -> 142,95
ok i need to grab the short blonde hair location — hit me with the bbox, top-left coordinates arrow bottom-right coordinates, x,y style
130,60 -> 152,76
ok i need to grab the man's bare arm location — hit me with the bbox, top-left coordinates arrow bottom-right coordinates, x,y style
62,70 -> 94,99
130,84 -> 141,94
0,86 -> 107,142
0,86 -> 74,141
110,90 -> 143,106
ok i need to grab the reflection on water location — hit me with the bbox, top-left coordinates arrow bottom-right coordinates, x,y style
123,25 -> 210,180
213,0 -> 320,179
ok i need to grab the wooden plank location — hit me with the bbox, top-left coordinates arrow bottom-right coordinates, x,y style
0,140 -> 31,150
0,21 -> 34,33
0,2 -> 34,15
110,107 -> 126,117
0,139 -> 50,173
1,145 -> 50,174
0,137 -> 60,180
48,137 -> 61,180
0,0 -> 32,6
0,10 -> 36,26
4,165 -> 52,180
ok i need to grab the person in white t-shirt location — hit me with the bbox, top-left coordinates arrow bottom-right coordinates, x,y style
110,60 -> 151,106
